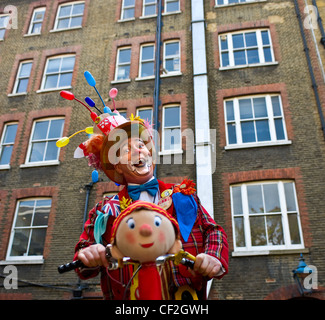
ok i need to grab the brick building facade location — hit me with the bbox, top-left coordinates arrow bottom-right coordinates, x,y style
0,0 -> 324,300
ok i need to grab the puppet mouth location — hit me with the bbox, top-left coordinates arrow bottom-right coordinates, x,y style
129,157 -> 152,175
140,242 -> 154,248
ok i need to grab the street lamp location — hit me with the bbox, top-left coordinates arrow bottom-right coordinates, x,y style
292,254 -> 313,296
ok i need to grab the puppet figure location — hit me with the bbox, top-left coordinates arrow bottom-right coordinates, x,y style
110,201 -> 182,300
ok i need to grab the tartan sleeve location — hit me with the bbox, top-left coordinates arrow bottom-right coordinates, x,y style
197,198 -> 229,279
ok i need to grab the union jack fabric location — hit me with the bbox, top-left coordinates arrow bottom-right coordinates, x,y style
101,194 -> 120,218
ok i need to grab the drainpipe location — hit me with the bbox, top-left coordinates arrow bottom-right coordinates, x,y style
191,0 -> 214,296
294,0 -> 325,139
153,0 -> 162,178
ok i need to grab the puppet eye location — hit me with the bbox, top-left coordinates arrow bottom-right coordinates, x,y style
154,216 -> 162,227
127,218 -> 135,229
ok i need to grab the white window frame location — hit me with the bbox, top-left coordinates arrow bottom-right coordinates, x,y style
24,117 -> 64,167
27,7 -> 46,35
231,181 -> 305,256
136,107 -> 153,123
120,0 -> 135,20
0,122 -> 18,169
142,0 -> 157,17
0,14 -> 9,41
224,94 -> 291,149
39,54 -> 75,92
12,60 -> 33,95
164,0 -> 180,14
138,43 -> 155,79
219,29 -> 277,70
114,47 -> 132,82
161,105 -> 182,153
6,198 -> 52,262
163,40 -> 181,76
53,1 -> 85,31
215,0 -> 267,7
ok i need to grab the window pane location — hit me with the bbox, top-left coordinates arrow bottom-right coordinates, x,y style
227,124 -> 237,144
271,96 -> 282,116
144,4 -> 156,16
29,229 -> 47,256
33,199 -> 51,226
288,213 -> 301,244
61,56 -> 75,71
119,49 -> 131,63
123,8 -> 135,19
70,16 -> 83,28
59,5 -> 72,17
261,31 -> 270,45
44,141 -> 59,161
48,119 -> 64,139
44,75 -> 59,89
221,37 -> 228,50
267,215 -> 284,245
117,65 -> 130,80
256,120 -> 271,141
29,142 -> 46,162
250,216 -> 267,246
164,128 -> 181,150
32,121 -> 49,140
232,186 -> 243,215
274,119 -> 285,140
245,32 -> 257,47
164,107 -> 180,127
239,99 -> 252,119
263,47 -> 272,62
58,72 -> 73,87
141,61 -> 154,77
15,200 -> 34,227
3,124 -> 18,143
166,0 -> 179,12
284,183 -> 297,211
263,184 -> 280,213
241,121 -> 255,143
20,63 -> 32,77
142,46 -> 154,60
0,146 -> 13,165
31,22 -> 42,34
234,50 -> 246,65
47,58 -> 61,73
138,109 -> 152,123
17,79 -> 29,93
10,229 -> 30,256
125,0 -> 135,6
234,217 -> 245,247
72,3 -> 85,15
225,101 -> 234,121
57,18 -> 70,29
253,98 -> 267,118
165,58 -> 180,72
247,185 -> 264,214
221,52 -> 229,67
247,49 -> 259,64
232,34 -> 244,49
165,42 -> 179,56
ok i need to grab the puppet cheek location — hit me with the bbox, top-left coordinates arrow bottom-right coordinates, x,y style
158,231 -> 166,243
126,231 -> 136,244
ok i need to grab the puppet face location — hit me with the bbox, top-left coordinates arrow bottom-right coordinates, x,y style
113,209 -> 181,263
114,137 -> 154,184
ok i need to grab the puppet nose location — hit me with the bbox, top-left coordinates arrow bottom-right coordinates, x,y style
139,224 -> 152,237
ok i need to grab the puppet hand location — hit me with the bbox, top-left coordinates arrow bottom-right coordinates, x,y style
78,244 -> 109,268
193,253 -> 222,278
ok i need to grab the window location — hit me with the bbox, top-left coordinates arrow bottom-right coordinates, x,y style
115,47 -> 131,81
41,55 -> 75,90
118,110 -> 127,118
165,0 -> 180,13
143,0 -> 157,17
54,1 -> 85,30
26,118 -> 64,165
162,105 -> 181,152
0,15 -> 9,40
28,7 -> 46,34
12,61 -> 33,94
137,107 -> 153,124
121,0 -> 135,20
163,41 -> 180,74
0,122 -> 18,167
7,198 -> 52,260
224,94 -> 289,148
219,29 -> 275,68
216,0 -> 263,6
139,44 -> 155,78
231,181 -> 304,253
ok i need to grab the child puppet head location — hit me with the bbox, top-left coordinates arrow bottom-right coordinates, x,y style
110,201 -> 182,263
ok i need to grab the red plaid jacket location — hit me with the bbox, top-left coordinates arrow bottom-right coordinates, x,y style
74,180 -> 228,300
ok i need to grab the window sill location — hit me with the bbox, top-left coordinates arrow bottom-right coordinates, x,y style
215,0 -> 267,9
0,259 -> 44,265
158,149 -> 183,156
36,87 -> 72,94
20,161 -> 60,168
23,33 -> 41,37
0,164 -> 10,170
7,92 -> 27,97
139,14 -> 157,20
232,248 -> 309,257
160,72 -> 182,78
49,26 -> 82,33
224,140 -> 292,150
162,11 -> 182,16
219,62 -> 278,71
110,79 -> 131,84
117,17 -> 136,23
135,76 -> 155,81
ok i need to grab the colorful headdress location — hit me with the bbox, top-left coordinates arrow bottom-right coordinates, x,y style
57,71 -> 154,183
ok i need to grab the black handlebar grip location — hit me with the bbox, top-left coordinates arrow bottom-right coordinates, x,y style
58,260 -> 84,274
181,258 -> 195,269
